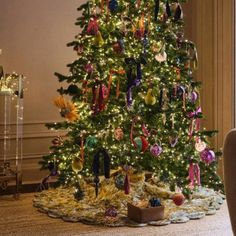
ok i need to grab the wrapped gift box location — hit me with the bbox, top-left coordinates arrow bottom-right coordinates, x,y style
127,203 -> 164,223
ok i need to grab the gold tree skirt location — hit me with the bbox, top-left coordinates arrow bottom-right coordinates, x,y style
33,173 -> 225,227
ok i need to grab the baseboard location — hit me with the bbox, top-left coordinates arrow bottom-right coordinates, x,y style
0,180 -> 57,196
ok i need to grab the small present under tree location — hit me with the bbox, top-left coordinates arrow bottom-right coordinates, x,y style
40,0 -> 223,195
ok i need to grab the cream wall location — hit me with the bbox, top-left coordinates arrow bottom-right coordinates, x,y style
0,0 -> 84,182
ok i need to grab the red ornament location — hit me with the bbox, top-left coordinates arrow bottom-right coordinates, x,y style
140,136 -> 149,152
172,193 -> 185,206
113,42 -> 122,54
124,173 -> 130,194
87,18 -> 99,35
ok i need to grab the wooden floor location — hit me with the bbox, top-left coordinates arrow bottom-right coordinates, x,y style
0,193 -> 233,236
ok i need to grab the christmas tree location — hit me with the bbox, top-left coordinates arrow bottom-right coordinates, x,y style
40,0 -> 223,195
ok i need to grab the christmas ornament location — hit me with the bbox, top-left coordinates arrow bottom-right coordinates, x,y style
48,162 -> 57,176
113,40 -> 124,54
200,149 -> 216,164
195,140 -> 207,152
133,14 -> 145,40
84,63 -> 94,73
51,136 -> 63,147
115,174 -> 125,190
169,136 -> 178,147
152,41 -> 162,53
105,206 -> 118,217
114,128 -> 124,141
123,165 -> 131,195
125,57 -> 146,107
133,136 -> 149,152
87,18 -> 99,35
93,149 -> 110,197
176,85 -> 185,98
150,143 -> 162,157
54,96 -> 79,121
172,193 -> 185,206
155,51 -> 167,62
72,157 -> 83,173
67,84 -> 80,96
189,91 -> 198,103
94,31 -> 104,46
74,45 -> 83,55
85,136 -> 98,148
108,0 -> 118,13
149,197 -> 161,207
74,136 -> 82,145
144,88 -> 156,105
176,32 -> 184,48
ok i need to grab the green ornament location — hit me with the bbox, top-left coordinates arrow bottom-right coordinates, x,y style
85,136 -> 98,148
133,137 -> 143,152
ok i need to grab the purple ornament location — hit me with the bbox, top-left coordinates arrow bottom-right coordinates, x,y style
150,144 -> 163,157
169,136 -> 178,147
105,206 -> 117,217
189,91 -> 198,103
84,63 -> 93,73
200,149 -> 216,164
177,85 -> 185,98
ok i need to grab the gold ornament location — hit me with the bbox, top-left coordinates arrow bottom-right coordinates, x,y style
72,157 -> 83,173
144,89 -> 156,105
152,41 -> 163,53
94,31 -> 104,47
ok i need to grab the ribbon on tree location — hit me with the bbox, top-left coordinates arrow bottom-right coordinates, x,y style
107,69 -> 125,99
98,83 -> 105,111
125,57 -> 146,108
188,107 -> 202,139
174,67 -> 181,80
136,0 -> 141,8
174,4 -> 182,21
93,149 -> 110,197
100,0 -> 104,12
143,31 -> 148,56
166,1 -> 171,17
158,89 -> 163,111
154,0 -> 160,22
91,83 -> 106,114
82,80 -> 88,102
130,117 -> 149,152
188,162 -> 201,187
80,135 -> 84,163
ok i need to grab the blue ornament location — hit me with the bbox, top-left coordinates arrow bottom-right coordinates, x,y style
149,197 -> 161,207
109,0 -> 118,13
48,162 -> 57,176
115,174 -> 125,190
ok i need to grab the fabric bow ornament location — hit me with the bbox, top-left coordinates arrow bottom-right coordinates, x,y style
125,56 -> 146,108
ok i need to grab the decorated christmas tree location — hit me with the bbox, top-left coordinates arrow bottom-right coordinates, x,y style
39,0 -> 223,206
